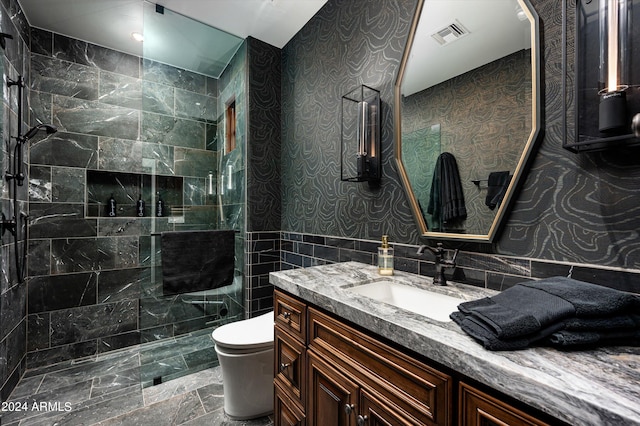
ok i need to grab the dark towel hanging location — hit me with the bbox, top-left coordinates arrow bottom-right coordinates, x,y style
427,152 -> 467,224
485,171 -> 511,210
161,230 -> 235,295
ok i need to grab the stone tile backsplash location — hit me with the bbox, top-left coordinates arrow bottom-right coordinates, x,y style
275,232 -> 640,295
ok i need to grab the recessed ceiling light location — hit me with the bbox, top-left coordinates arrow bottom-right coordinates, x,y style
131,32 -> 144,42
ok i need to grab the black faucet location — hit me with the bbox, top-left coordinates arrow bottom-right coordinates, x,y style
417,243 -> 459,286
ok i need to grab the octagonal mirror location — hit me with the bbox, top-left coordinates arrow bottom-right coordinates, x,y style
395,0 -> 541,242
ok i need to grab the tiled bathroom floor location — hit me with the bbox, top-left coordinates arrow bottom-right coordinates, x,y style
2,334 -> 273,426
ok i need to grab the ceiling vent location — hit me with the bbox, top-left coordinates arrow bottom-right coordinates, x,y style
431,20 -> 470,46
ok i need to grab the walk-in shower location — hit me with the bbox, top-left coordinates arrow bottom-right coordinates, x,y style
0,0 -> 247,403
137,2 -> 246,388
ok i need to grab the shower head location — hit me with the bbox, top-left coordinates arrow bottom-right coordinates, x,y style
23,124 -> 57,141
8,123 -> 57,187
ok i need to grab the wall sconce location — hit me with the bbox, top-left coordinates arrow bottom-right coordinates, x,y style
598,0 -> 629,133
563,0 -> 640,152
340,85 -> 381,183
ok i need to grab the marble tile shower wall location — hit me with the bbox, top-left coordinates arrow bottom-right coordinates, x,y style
216,40 -> 247,234
216,39 -> 247,323
24,29 -> 230,370
1,0 -> 32,401
279,232 -> 640,294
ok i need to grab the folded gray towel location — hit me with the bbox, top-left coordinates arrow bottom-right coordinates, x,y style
548,329 -> 640,348
457,283 -> 575,339
452,277 -> 640,351
562,314 -> 640,331
451,311 -> 640,351
520,278 -> 640,317
450,311 -> 566,351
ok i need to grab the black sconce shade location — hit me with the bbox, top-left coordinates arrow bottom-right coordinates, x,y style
563,0 -> 640,152
341,85 -> 381,183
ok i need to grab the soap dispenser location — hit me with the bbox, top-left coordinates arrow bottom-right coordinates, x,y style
378,235 -> 394,276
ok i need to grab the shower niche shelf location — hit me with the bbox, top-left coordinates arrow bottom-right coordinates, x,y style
86,170 -> 183,218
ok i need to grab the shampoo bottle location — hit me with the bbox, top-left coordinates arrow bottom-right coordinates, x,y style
156,193 -> 164,217
378,235 -> 394,276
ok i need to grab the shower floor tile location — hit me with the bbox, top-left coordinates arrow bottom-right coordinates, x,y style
2,342 -> 273,425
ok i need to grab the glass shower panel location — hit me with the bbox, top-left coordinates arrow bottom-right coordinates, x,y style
139,2 -> 245,387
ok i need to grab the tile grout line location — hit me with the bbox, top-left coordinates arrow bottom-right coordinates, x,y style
191,386 -> 209,425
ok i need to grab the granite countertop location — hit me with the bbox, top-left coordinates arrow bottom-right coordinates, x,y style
269,262 -> 640,426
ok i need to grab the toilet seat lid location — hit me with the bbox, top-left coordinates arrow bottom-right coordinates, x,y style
212,311 -> 274,350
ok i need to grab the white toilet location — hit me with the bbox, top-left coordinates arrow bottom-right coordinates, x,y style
211,311 -> 274,419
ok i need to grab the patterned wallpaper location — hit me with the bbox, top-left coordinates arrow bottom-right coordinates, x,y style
282,0 -> 419,242
499,0 -> 640,269
281,0 -> 640,272
247,37 -> 282,233
245,38 -> 282,316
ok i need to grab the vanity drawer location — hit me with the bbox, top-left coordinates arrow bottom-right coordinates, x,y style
275,380 -> 306,426
459,382 -> 550,426
274,290 -> 307,342
275,326 -> 306,407
308,307 -> 453,425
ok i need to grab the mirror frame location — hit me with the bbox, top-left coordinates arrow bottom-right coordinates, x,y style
394,0 -> 542,242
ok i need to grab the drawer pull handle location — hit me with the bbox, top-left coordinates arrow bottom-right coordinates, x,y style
279,362 -> 290,372
344,404 -> 355,415
357,415 -> 368,426
282,311 -> 292,321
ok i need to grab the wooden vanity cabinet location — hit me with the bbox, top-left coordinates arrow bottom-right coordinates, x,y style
274,289 -> 556,426
275,327 -> 306,407
275,290 -> 308,425
275,381 -> 306,426
307,349 -> 419,426
308,307 -> 452,425
307,350 -> 358,425
459,382 -> 550,426
274,289 -> 452,426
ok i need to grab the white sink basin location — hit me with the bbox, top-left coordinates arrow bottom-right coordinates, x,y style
348,281 -> 464,322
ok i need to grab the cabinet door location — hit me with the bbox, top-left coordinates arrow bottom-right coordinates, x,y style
307,351 -> 358,426
276,381 -> 306,426
459,382 -> 550,426
308,308 -> 452,425
360,388 -> 415,426
275,326 -> 306,406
